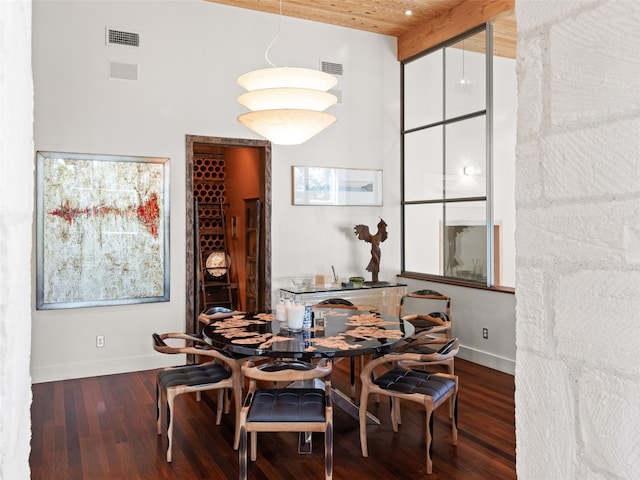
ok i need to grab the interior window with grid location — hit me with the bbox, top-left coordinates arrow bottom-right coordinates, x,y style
401,24 -> 516,288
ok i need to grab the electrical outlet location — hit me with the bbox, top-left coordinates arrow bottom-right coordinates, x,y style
482,328 -> 488,339
96,335 -> 105,348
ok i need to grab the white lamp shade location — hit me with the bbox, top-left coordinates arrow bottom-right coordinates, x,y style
237,109 -> 337,145
237,66 -> 338,144
238,67 -> 337,92
238,88 -> 337,112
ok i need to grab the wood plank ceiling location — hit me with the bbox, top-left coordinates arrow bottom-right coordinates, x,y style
204,0 -> 516,60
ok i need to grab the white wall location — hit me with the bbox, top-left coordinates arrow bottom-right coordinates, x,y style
31,0 -> 400,382
0,1 -> 34,478
515,1 -> 640,478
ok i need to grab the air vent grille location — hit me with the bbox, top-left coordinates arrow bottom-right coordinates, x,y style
321,61 -> 344,76
106,28 -> 140,47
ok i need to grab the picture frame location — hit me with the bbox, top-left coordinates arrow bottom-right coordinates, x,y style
292,166 -> 383,206
36,151 -> 170,309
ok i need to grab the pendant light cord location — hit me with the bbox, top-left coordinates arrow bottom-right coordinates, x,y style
264,0 -> 283,67
461,40 -> 466,81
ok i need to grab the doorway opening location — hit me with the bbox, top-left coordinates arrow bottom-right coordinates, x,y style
185,135 -> 271,332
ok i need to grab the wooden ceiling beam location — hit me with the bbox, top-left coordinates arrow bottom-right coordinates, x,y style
397,0 -> 514,61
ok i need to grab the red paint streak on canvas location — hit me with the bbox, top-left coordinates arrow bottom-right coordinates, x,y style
49,193 -> 161,237
137,193 -> 160,237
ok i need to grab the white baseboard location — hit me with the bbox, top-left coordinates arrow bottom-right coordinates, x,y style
31,347 -> 514,384
458,345 -> 515,375
30,353 -> 184,384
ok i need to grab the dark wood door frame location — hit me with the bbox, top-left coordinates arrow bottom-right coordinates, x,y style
185,135 -> 272,332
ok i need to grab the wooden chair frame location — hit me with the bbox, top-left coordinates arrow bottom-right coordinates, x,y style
239,359 -> 334,480
359,346 -> 459,475
152,332 -> 243,462
399,290 -> 453,340
392,337 -> 459,375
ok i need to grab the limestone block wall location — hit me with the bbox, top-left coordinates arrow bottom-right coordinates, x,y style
0,1 -> 34,478
515,1 -> 640,479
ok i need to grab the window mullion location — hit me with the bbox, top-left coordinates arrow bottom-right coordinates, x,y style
485,22 -> 494,287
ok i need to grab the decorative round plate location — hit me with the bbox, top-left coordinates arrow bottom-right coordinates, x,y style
206,251 -> 228,277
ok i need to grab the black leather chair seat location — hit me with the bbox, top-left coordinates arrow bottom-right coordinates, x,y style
374,369 -> 456,403
406,311 -> 450,330
158,363 -> 231,389
247,388 -> 326,422
402,344 -> 439,355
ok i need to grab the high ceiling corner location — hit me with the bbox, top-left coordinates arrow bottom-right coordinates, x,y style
204,0 -> 516,60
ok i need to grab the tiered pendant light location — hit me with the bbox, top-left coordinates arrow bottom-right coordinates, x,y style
236,2 -> 338,145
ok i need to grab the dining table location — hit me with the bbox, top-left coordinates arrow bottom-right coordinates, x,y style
200,307 -> 415,451
200,307 -> 414,363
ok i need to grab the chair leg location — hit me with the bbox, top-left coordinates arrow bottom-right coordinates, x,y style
390,397 -> 400,432
425,401 -> 434,474
250,432 -> 258,461
156,379 -> 162,435
232,380 -> 242,450
447,359 -> 455,418
451,391 -> 458,445
216,389 -> 224,425
166,389 -> 177,463
350,357 -> 356,398
325,423 -> 333,480
239,425 -> 248,480
367,362 -> 380,404
224,388 -> 232,414
353,355 -> 380,403
350,356 -> 365,398
359,386 -> 369,457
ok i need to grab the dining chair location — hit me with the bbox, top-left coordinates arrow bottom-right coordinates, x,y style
358,339 -> 460,475
152,332 -> 243,462
390,337 -> 459,420
239,359 -> 334,480
392,336 -> 458,375
398,289 -> 453,339
312,298 -> 362,397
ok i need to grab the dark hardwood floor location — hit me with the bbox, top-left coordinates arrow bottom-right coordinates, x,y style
30,358 -> 515,479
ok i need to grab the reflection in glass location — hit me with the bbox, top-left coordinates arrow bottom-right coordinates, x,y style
404,126 -> 443,201
404,201 -> 492,284
445,116 -> 486,198
443,201 -> 489,283
445,34 -> 486,119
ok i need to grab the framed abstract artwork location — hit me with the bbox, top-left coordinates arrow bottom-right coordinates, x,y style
36,151 -> 170,309
292,166 -> 383,206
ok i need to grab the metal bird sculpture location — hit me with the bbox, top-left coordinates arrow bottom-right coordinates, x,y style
354,218 -> 388,283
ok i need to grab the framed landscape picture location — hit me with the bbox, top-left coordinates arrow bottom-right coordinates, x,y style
36,151 -> 170,309
292,166 -> 383,206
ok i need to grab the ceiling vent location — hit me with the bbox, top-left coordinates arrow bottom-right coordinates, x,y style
321,61 -> 344,76
109,61 -> 139,81
106,27 -> 140,47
